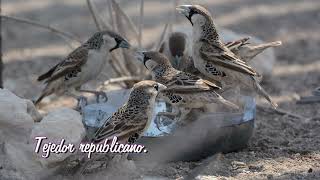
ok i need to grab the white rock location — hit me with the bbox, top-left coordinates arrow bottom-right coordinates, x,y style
2,142 -> 43,180
30,108 -> 86,166
0,89 -> 34,143
173,25 -> 276,77
25,99 -> 43,122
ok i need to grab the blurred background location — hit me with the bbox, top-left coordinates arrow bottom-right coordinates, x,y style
1,0 -> 320,179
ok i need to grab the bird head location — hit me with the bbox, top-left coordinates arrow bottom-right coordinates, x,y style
168,32 -> 187,67
101,31 -> 130,52
135,51 -> 172,72
176,5 -> 212,26
132,80 -> 167,99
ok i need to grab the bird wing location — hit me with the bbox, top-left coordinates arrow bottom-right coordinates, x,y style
224,37 -> 250,50
199,40 -> 258,76
91,106 -> 145,143
163,71 -> 221,93
39,46 -> 89,83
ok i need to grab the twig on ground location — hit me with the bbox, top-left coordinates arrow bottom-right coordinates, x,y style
1,15 -> 81,47
296,96 -> 320,104
86,0 -> 102,31
103,76 -> 143,86
296,87 -> 320,104
138,0 -> 144,48
257,105 -> 307,120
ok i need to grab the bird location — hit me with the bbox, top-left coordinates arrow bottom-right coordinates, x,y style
91,80 -> 166,144
35,30 -> 130,108
159,32 -> 192,71
134,51 -> 239,122
58,80 -> 166,175
161,33 -> 281,80
176,5 -> 278,108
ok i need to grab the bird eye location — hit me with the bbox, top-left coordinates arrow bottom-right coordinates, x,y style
115,37 -> 121,43
153,84 -> 159,91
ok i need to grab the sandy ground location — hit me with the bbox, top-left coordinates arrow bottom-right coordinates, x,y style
1,0 -> 320,179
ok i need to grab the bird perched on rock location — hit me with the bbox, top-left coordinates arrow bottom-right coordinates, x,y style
57,80 -> 166,175
176,5 -> 277,108
135,51 -> 238,122
91,80 -> 166,143
35,31 -> 130,108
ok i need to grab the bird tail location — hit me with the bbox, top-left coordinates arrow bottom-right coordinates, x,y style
219,97 -> 240,110
247,41 -> 282,62
34,86 -> 53,105
252,77 -> 278,109
225,37 -> 251,49
34,93 -> 47,105
215,93 -> 239,110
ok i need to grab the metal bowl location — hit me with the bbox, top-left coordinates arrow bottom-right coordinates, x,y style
83,89 -> 255,162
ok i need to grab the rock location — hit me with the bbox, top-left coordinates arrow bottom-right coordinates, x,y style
25,99 -> 43,122
30,108 -> 86,166
2,142 -> 43,180
0,89 -> 34,143
172,25 -> 277,77
3,77 -> 42,100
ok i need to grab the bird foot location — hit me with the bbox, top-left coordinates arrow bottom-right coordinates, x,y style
93,91 -> 108,103
79,90 -> 108,103
76,96 -> 88,113
156,111 -> 180,131
157,111 -> 179,119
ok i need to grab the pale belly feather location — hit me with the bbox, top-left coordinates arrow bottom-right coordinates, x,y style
64,50 -> 108,88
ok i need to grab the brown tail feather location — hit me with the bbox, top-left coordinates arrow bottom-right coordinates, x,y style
253,77 -> 278,109
219,97 -> 239,110
245,41 -> 282,62
34,93 -> 47,105
37,64 -> 59,81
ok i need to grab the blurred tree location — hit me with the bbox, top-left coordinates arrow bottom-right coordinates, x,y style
0,32 -> 2,88
0,3 -> 3,89
0,58 -> 3,89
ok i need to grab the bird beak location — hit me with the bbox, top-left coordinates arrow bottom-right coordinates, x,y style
176,5 -> 191,16
134,50 -> 149,68
157,83 -> 167,92
134,51 -> 145,62
119,40 -> 131,49
176,5 -> 193,25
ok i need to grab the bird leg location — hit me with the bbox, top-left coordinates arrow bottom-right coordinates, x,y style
156,110 -> 180,131
79,89 -> 108,103
157,110 -> 180,119
66,91 -> 88,112
178,107 -> 192,123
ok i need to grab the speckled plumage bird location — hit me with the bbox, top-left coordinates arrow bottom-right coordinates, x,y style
35,31 -> 130,107
60,80 -> 165,175
91,80 -> 166,143
176,5 -> 277,108
161,33 -> 281,80
135,51 -> 238,121
159,32 -> 192,71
